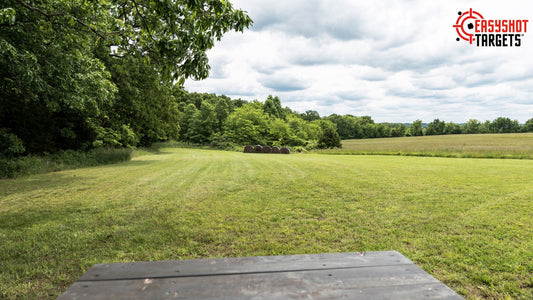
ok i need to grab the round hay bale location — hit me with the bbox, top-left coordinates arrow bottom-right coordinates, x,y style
271,146 -> 281,154
254,145 -> 263,153
280,147 -> 290,154
244,145 -> 253,153
262,145 -> 272,153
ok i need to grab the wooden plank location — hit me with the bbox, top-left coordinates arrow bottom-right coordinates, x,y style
77,251 -> 411,281
58,251 -> 464,299
59,265 -> 461,299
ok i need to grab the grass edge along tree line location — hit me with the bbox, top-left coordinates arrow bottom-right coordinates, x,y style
2,0 -> 533,178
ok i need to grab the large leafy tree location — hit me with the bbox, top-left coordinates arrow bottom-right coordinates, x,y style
462,119 -> 482,134
522,118 -> 533,132
425,119 -> 445,135
489,117 -> 520,133
223,104 -> 269,145
408,120 -> 424,136
0,0 -> 252,153
317,120 -> 341,149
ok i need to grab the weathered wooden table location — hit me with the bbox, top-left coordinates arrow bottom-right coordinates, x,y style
58,251 -> 463,299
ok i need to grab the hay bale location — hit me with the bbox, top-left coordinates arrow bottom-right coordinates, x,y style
262,145 -> 272,153
244,145 -> 253,153
271,146 -> 281,154
280,147 -> 290,154
254,145 -> 263,153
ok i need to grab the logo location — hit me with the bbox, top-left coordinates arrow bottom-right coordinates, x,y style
453,8 -> 529,47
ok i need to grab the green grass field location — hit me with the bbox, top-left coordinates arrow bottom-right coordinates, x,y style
321,133 -> 533,159
1,145 -> 532,299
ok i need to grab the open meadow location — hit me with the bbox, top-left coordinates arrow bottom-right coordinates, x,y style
1,145 -> 532,299
321,133 -> 533,159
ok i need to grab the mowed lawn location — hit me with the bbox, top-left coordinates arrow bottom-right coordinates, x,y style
323,133 -> 533,159
1,148 -> 532,299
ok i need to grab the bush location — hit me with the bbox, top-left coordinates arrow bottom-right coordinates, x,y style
292,146 -> 306,153
209,133 -> 236,150
318,122 -> 342,149
0,148 -> 132,178
0,132 -> 25,158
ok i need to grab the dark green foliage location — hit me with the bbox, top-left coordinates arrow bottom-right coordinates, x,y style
462,119 -> 482,134
324,114 -> 405,140
522,118 -> 533,132
0,148 -> 131,178
0,132 -> 25,158
444,122 -> 462,134
102,54 -> 180,147
489,117 -> 520,133
223,105 -> 269,145
408,120 -> 424,136
318,121 -> 341,149
426,119 -> 446,135
263,95 -> 284,119
391,124 -> 407,137
188,102 -> 217,144
300,110 -> 321,121
208,133 -> 236,150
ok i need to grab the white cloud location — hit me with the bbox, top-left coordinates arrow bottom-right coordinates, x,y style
185,0 -> 533,123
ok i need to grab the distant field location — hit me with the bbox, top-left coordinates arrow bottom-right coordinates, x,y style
321,133 -> 533,159
1,148 -> 532,299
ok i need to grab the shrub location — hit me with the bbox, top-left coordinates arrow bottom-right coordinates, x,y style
0,148 -> 132,179
209,133 -> 236,150
0,132 -> 25,158
317,121 -> 342,149
292,146 -> 306,153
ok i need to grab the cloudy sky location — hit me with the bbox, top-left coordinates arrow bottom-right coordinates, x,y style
185,0 -> 533,123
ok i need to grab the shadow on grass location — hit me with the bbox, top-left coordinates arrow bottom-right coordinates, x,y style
0,159 -> 156,200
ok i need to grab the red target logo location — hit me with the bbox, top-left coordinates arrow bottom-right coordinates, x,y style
453,8 -> 484,44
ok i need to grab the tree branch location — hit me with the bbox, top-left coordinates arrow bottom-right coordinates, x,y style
131,0 -> 156,43
15,0 -> 62,19
74,18 -> 106,39
15,0 -> 106,39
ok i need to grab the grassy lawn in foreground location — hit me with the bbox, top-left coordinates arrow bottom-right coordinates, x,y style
321,133 -> 533,159
1,147 -> 532,299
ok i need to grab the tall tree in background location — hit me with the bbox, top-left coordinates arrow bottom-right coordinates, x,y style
425,119 -> 445,135
263,95 -> 284,119
408,120 -> 424,136
317,120 -> 341,149
223,105 -> 270,145
522,118 -> 533,132
489,117 -> 520,133
0,0 -> 252,153
462,119 -> 482,134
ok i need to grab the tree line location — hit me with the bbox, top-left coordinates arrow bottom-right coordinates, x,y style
325,116 -> 533,140
175,94 -> 341,149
